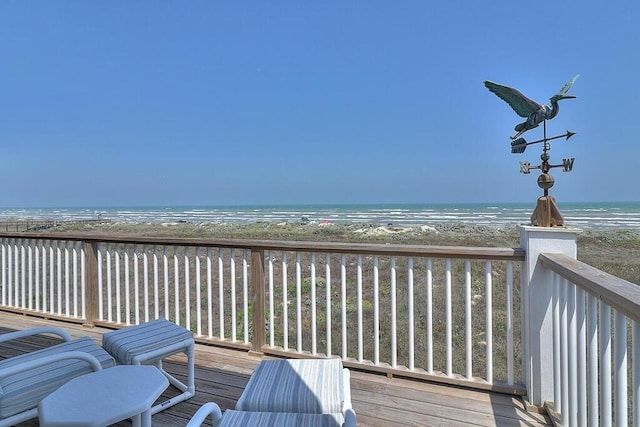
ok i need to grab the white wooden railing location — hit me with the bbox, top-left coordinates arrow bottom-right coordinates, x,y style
5,227 -> 638,423
539,252 -> 640,427
0,232 -> 524,394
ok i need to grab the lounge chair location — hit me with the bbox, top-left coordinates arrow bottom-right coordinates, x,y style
187,358 -> 356,427
236,358 -> 356,426
0,327 -> 115,427
186,402 -> 354,427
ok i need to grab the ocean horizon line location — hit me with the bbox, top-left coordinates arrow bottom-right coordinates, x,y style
0,202 -> 638,230
1,200 -> 639,210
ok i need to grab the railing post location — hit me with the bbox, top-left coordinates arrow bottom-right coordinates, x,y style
250,248 -> 266,355
83,241 -> 99,327
519,225 -> 580,407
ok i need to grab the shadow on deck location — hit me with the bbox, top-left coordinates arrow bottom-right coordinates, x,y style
0,313 -> 550,426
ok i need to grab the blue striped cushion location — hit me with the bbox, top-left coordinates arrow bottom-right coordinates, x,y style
0,336 -> 115,418
220,410 -> 342,427
102,318 -> 193,365
237,359 -> 344,415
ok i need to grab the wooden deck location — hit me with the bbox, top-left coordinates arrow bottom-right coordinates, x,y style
0,312 -> 550,426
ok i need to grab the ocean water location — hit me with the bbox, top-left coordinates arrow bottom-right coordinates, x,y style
0,202 -> 638,230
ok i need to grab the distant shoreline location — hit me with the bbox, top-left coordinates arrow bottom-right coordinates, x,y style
0,201 -> 638,230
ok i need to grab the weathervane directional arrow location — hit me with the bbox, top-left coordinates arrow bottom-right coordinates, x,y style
511,130 -> 576,154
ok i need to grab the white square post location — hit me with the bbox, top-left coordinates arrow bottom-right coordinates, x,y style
519,225 -> 580,407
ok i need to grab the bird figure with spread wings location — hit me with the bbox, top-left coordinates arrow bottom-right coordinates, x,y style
484,75 -> 579,140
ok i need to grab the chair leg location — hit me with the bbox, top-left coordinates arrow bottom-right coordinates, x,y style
149,341 -> 195,415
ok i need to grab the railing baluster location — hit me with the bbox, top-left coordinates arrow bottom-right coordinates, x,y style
196,247 -> 202,336
56,241 -> 61,315
485,261 -> 493,384
163,247 -> 170,319
357,255 -> 363,363
144,245 -> 150,323
242,249 -> 249,345
465,260 -> 472,379
560,277 -> 569,426
341,254 -> 347,360
12,239 -> 17,307
268,251 -> 274,347
73,242 -> 79,318
174,247 -> 180,325
553,273 -> 562,413
184,247 -> 190,329
311,253 -> 317,355
614,309 -> 627,427
373,256 -> 379,365
133,245 -> 139,325
295,252 -> 301,352
633,320 -> 640,427
81,243 -> 86,319
34,242 -> 40,311
106,244 -> 112,322
231,249 -> 237,341
124,249 -> 130,325
64,241 -> 69,316
600,302 -> 612,426
576,287 -> 586,427
21,239 -> 26,309
218,248 -> 224,340
391,256 -> 397,368
7,240 -> 12,306
207,248 -> 213,339
282,252 -> 288,351
407,257 -> 414,371
134,245 -> 140,324
153,247 -> 159,320
426,258 -> 433,374
506,260 -> 514,385
49,241 -> 54,314
325,254 -> 331,357
230,248 -> 236,342
445,258 -> 452,376
568,279 -> 577,427
41,241 -> 47,312
115,245 -> 121,323
1,239 -> 5,306
587,293 -> 598,427
27,240 -> 33,310
97,244 -> 103,320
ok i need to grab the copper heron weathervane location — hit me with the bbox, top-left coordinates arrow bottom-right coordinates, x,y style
484,75 -> 580,227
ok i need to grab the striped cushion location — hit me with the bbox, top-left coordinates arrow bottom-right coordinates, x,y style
237,359 -> 344,415
102,318 -> 193,365
0,336 -> 115,418
219,410 -> 342,427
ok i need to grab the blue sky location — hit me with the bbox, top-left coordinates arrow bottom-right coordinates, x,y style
1,2 -> 638,207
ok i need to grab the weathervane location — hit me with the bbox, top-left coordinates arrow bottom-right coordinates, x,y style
484,75 -> 579,227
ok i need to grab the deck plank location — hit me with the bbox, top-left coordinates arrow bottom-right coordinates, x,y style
0,312 -> 550,426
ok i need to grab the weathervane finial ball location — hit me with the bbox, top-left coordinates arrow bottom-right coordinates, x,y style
537,173 -> 555,190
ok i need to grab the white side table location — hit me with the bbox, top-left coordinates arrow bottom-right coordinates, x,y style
38,365 -> 169,427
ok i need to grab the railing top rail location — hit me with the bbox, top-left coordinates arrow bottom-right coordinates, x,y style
0,231 -> 525,261
540,252 -> 640,323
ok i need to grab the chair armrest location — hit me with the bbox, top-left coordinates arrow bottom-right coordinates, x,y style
0,350 -> 103,378
186,402 -> 223,427
342,368 -> 356,427
0,326 -> 73,344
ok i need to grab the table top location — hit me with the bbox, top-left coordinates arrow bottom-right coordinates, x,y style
39,365 -> 169,427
